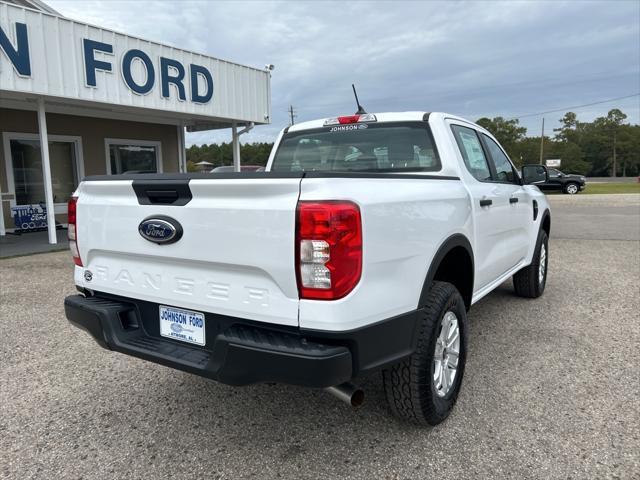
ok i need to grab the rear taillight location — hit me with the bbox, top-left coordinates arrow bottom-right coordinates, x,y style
67,196 -> 83,266
296,201 -> 362,300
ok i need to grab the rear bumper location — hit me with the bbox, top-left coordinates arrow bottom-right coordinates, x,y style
65,293 -> 420,388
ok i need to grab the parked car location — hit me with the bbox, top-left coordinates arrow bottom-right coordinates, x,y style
64,111 -> 551,426
210,165 -> 265,173
538,168 -> 586,194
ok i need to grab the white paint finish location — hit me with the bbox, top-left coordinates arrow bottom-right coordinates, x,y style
177,124 -> 186,173
297,177 -> 472,331
0,194 -> 5,235
521,185 -> 549,264
287,111 -> 428,133
36,98 -> 56,243
70,111 -> 550,334
73,177 -> 302,326
444,118 -> 542,290
0,2 -> 270,125
0,94 -> 203,127
231,123 -> 240,172
265,128 -> 285,170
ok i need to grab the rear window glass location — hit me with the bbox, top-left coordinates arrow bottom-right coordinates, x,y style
271,122 -> 441,172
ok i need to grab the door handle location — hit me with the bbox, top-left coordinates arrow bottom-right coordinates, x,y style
509,197 -> 519,204
479,199 -> 493,207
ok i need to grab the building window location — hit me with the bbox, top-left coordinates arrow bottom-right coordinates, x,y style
3,133 -> 83,208
106,139 -> 162,174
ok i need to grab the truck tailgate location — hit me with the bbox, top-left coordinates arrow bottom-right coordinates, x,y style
74,176 -> 301,326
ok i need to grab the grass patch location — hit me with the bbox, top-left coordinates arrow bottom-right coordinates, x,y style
583,182 -> 640,194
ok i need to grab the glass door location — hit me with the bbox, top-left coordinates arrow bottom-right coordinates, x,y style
9,136 -> 81,214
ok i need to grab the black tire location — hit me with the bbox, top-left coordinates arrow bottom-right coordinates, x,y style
382,281 -> 468,426
563,182 -> 579,194
513,229 -> 549,298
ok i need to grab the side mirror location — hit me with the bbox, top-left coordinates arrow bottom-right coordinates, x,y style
522,165 -> 548,185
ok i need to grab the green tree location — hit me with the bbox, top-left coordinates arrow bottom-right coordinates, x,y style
607,108 -> 627,126
476,116 -> 527,159
548,108 -> 638,176
617,124 -> 640,176
606,109 -> 627,177
554,112 -> 579,143
579,109 -> 630,176
508,136 -> 540,167
186,142 -> 274,170
184,109 -> 639,177
545,141 -> 590,174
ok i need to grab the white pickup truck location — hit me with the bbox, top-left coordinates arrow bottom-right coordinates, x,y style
65,111 -> 551,426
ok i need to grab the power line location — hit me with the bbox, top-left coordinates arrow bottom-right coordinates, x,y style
290,73 -> 639,113
509,93 -> 640,120
285,91 -> 639,125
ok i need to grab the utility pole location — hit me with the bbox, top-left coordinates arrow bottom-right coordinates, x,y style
539,117 -> 545,165
612,129 -> 617,177
288,105 -> 296,125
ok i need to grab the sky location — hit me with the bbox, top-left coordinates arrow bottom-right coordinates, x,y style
47,0 -> 640,146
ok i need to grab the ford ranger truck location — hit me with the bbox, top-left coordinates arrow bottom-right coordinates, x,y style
64,112 -> 551,426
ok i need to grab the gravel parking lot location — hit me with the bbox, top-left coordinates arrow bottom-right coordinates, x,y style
1,195 -> 639,479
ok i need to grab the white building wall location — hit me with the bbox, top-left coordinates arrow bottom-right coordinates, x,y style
0,1 -> 271,124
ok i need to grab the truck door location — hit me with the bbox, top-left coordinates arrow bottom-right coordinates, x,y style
449,124 -> 523,290
479,133 -> 530,268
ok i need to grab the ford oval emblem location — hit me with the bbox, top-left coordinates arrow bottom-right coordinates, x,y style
138,216 -> 183,245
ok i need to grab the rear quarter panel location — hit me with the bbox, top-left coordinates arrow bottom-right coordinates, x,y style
298,177 -> 472,331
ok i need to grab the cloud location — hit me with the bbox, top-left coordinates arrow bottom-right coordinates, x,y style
48,0 -> 640,145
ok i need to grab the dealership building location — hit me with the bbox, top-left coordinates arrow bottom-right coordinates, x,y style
0,0 -> 271,244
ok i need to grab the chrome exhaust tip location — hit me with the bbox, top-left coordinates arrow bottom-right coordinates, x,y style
325,382 -> 364,408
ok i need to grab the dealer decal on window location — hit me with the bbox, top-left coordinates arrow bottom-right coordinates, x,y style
328,124 -> 369,132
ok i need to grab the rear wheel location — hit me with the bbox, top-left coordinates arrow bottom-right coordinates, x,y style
564,183 -> 579,194
382,281 -> 468,426
513,229 -> 548,298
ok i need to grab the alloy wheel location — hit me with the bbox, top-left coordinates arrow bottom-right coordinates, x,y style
539,243 -> 547,285
433,311 -> 460,397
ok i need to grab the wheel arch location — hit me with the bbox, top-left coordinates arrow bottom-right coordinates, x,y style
418,234 -> 474,310
541,209 -> 551,236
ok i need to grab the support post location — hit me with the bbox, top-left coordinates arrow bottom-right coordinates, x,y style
37,98 -> 57,244
0,195 -> 5,236
232,122 -> 241,172
181,123 -> 187,173
177,123 -> 187,173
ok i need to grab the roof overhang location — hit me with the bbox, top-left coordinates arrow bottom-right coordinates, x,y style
0,1 -> 271,130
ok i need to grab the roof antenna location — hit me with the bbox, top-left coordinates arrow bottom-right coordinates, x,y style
352,84 -> 367,114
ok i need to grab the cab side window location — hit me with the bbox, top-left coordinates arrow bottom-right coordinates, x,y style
482,134 -> 518,184
451,125 -> 492,182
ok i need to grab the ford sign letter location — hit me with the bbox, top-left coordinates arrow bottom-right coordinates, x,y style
138,216 -> 183,245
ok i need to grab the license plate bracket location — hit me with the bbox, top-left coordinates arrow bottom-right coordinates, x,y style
159,305 -> 206,346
